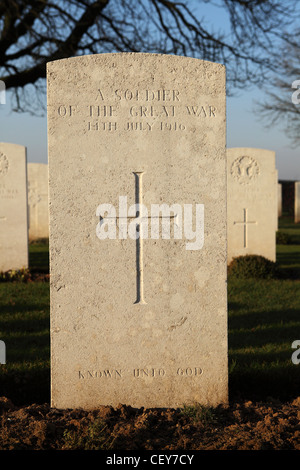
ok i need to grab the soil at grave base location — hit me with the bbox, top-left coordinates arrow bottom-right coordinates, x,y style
0,396 -> 299,451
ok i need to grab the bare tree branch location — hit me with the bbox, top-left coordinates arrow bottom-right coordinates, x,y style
0,0 -> 298,113
256,35 -> 300,146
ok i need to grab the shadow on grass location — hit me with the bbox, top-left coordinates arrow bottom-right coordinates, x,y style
277,251 -> 300,262
0,327 -> 50,405
229,364 -> 300,402
1,332 -> 49,363
227,302 -> 245,312
0,365 -> 50,406
29,242 -> 49,273
0,300 -> 49,316
228,303 -> 300,401
0,284 -> 50,405
278,215 -> 298,230
228,307 -> 299,333
29,252 -> 49,273
276,254 -> 300,280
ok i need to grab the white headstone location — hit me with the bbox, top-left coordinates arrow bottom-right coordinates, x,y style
48,53 -> 228,409
0,142 -> 28,272
227,148 -> 277,263
27,163 -> 49,240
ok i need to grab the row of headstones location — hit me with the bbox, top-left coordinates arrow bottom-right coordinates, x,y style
1,141 -> 290,272
0,143 -> 48,272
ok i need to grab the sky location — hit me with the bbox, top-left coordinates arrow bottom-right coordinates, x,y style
0,1 -> 299,181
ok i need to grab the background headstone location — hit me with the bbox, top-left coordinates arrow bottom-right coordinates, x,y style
295,182 -> 300,223
27,163 -> 49,240
0,142 -> 28,272
48,53 -> 228,409
227,147 -> 277,263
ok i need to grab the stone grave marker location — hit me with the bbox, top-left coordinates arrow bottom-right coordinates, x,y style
227,147 -> 277,263
47,53 -> 228,409
27,163 -> 49,240
0,142 -> 28,272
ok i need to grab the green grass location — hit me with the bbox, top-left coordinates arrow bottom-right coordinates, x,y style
276,214 -> 300,280
229,215 -> 300,401
29,239 -> 50,273
180,403 -> 217,425
228,278 -> 300,401
0,220 -> 300,406
62,419 -> 116,450
0,242 -> 50,404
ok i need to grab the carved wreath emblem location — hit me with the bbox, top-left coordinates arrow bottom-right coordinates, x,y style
0,152 -> 9,177
28,184 -> 41,207
230,156 -> 260,184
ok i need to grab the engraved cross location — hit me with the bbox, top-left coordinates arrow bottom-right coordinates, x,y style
100,172 -> 177,305
234,208 -> 257,248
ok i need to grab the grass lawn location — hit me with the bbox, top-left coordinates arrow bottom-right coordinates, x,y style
0,218 -> 299,406
0,282 -> 49,404
229,214 -> 300,401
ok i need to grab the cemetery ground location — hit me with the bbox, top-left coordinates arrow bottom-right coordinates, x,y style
0,218 -> 299,450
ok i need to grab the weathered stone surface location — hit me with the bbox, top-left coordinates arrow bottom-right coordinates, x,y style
27,163 -> 49,240
227,147 -> 277,263
47,53 -> 227,409
0,142 -> 28,272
